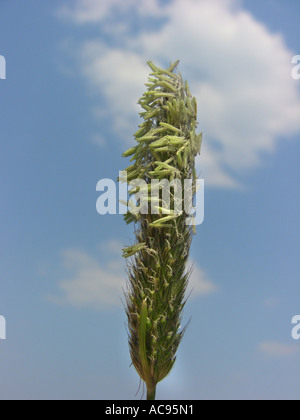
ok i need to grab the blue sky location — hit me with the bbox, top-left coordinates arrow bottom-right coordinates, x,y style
0,0 -> 299,400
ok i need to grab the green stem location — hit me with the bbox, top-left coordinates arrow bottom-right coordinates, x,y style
147,382 -> 156,400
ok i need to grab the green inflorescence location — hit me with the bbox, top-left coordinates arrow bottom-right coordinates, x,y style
120,60 -> 202,399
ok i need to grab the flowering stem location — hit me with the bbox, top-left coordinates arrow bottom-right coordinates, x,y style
147,381 -> 156,400
121,60 -> 202,399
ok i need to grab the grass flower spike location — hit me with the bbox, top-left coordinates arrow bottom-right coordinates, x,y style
121,61 -> 202,400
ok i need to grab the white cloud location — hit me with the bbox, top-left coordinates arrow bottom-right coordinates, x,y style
50,248 -> 125,308
258,341 -> 300,357
58,0 -> 164,24
101,239 -> 124,255
50,243 -> 216,309
188,260 -> 218,297
58,0 -> 131,24
91,133 -> 107,147
57,0 -> 300,188
262,297 -> 280,309
79,42 -> 149,137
